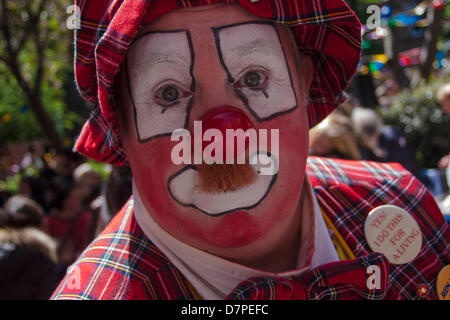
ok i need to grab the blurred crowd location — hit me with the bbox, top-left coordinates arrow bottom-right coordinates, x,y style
0,148 -> 132,299
309,102 -> 421,176
309,82 -> 450,215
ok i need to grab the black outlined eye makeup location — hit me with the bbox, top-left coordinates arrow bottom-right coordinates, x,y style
213,21 -> 298,121
127,22 -> 298,144
126,30 -> 195,143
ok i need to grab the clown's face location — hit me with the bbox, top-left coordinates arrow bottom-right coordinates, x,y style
117,4 -> 313,264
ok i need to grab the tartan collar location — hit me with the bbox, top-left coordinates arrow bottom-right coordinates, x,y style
226,252 -> 389,300
132,175 -> 340,299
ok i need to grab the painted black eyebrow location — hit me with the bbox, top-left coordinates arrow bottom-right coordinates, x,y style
129,29 -> 196,93
211,21 -> 299,123
126,29 -> 196,144
211,21 -> 278,83
131,29 -> 190,45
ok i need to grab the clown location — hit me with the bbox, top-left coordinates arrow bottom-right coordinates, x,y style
53,0 -> 449,300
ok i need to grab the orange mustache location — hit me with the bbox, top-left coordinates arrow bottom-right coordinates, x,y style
198,162 -> 257,194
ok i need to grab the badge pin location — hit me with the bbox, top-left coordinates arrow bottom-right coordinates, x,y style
416,284 -> 430,299
436,265 -> 450,300
364,205 -> 422,265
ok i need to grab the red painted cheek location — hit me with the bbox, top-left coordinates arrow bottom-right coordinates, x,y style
129,139 -> 183,221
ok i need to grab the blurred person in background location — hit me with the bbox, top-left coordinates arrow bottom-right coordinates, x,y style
92,166 -> 133,236
42,176 -> 91,265
436,83 -> 450,218
103,166 -> 132,227
73,163 -> 103,241
18,176 -> 46,210
53,149 -> 82,178
437,83 -> 450,116
104,166 -> 133,216
73,163 -> 102,209
309,104 -> 361,160
0,191 -> 11,209
0,195 -> 59,299
352,107 -> 421,178
437,83 -> 450,171
20,144 -> 44,172
375,79 -> 400,109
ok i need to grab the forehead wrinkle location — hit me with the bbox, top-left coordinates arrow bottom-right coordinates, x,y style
227,39 -> 280,59
129,52 -> 190,74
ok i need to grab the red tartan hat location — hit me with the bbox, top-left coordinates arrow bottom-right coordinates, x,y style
73,0 -> 362,165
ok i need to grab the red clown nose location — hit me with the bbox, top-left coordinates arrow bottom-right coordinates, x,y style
198,106 -> 254,163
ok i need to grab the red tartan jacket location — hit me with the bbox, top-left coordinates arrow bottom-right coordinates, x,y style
51,157 -> 450,300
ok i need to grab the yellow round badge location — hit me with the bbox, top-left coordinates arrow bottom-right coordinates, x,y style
436,265 -> 450,300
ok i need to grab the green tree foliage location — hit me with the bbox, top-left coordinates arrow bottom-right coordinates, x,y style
0,0 -> 83,147
381,77 -> 450,169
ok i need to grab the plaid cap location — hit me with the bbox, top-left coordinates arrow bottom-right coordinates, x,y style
73,0 -> 362,165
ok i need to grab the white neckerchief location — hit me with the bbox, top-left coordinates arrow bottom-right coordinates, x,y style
133,176 -> 338,300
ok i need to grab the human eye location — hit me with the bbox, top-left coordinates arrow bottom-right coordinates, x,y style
233,68 -> 269,91
154,82 -> 192,112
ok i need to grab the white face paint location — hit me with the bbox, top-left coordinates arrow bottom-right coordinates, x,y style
126,24 -> 294,217
213,22 -> 298,121
126,31 -> 195,142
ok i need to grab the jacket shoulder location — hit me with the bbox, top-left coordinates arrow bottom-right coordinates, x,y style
307,157 -> 450,299
51,200 -> 195,300
307,156 -> 411,187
